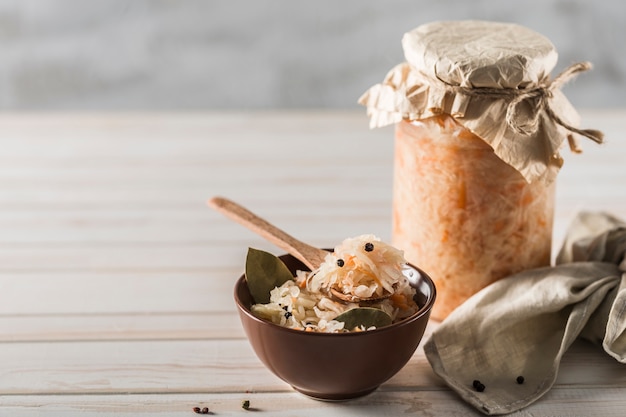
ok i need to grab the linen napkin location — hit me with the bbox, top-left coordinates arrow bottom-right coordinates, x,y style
423,211 -> 626,415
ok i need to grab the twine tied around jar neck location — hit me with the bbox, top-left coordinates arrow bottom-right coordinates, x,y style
435,61 -> 604,145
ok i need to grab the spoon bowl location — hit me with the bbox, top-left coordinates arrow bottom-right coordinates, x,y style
329,286 -> 395,304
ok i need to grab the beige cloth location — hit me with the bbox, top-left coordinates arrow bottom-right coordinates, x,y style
424,212 -> 626,415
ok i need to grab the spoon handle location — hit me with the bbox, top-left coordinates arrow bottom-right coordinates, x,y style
208,197 -> 329,270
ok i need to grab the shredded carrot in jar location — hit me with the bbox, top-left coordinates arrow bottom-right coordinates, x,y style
393,115 -> 554,320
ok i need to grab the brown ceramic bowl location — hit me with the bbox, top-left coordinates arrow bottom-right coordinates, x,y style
233,253 -> 436,400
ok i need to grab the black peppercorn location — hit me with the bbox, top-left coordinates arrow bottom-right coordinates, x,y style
284,311 -> 292,319
516,376 -> 525,384
193,407 -> 201,414
242,399 -> 251,410
336,259 -> 345,267
364,242 -> 374,252
201,408 -> 209,414
472,380 -> 485,392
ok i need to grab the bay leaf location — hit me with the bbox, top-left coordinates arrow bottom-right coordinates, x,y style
245,248 -> 294,304
334,307 -> 392,331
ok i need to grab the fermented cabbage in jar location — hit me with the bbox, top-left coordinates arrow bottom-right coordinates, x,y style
393,115 -> 555,320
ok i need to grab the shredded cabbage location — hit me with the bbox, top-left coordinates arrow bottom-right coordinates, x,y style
251,235 -> 418,333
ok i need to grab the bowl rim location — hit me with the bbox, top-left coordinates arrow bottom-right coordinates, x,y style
233,262 -> 436,337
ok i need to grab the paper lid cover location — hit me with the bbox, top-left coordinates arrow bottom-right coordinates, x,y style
403,20 -> 558,89
359,20 -> 603,183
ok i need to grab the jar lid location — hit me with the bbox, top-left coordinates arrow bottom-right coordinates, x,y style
402,20 -> 557,89
359,20 -> 603,183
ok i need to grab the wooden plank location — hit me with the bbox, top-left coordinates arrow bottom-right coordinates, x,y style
0,271 -> 242,315
0,245 -> 258,271
0,158 -> 393,182
0,183 -> 392,206
0,114 -> 392,165
0,339 -> 304,395
0,206 -> 393,245
0,312 -> 245,342
1,386 -> 625,417
0,335 -> 622,395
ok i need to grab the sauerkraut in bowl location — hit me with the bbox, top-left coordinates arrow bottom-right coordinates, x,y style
248,235 -> 420,333
233,246 -> 436,400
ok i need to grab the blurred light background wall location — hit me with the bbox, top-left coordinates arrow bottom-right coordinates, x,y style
0,0 -> 623,110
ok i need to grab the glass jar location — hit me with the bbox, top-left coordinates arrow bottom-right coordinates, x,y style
393,115 -> 555,320
360,20 -> 601,320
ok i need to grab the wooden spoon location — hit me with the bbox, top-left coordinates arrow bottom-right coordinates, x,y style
329,286 -> 393,304
208,196 -> 328,271
207,197 -> 393,303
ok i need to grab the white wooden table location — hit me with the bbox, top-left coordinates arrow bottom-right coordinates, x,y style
0,111 -> 624,416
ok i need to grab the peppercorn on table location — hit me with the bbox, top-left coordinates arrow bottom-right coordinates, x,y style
1,111 -> 625,416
